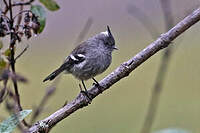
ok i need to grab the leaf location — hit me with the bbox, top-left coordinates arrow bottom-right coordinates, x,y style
4,49 -> 11,57
39,0 -> 60,11
0,58 -> 7,71
0,110 -> 32,133
154,128 -> 190,133
31,5 -> 46,33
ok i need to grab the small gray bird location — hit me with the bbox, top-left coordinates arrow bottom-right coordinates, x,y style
43,26 -> 117,93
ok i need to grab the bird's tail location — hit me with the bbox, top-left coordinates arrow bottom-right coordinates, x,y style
43,66 -> 65,82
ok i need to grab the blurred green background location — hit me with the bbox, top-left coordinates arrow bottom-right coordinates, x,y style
1,0 -> 200,133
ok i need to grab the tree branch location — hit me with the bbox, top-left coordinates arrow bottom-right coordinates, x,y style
8,0 -> 30,127
28,7 -> 200,133
8,0 -> 22,112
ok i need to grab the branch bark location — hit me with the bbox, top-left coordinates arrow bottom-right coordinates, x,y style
28,7 -> 200,133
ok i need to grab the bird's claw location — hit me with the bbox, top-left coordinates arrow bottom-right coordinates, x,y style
93,82 -> 103,93
80,90 -> 92,103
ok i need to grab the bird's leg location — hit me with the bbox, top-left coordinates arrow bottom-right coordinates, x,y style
81,80 -> 87,92
80,80 -> 92,101
92,78 -> 103,93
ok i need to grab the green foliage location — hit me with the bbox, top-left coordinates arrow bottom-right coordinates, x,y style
0,110 -> 32,133
31,5 -> 46,33
154,128 -> 190,133
4,49 -> 11,57
39,0 -> 60,11
0,58 -> 7,72
0,41 -> 7,73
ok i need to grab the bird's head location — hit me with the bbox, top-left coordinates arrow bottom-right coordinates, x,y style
100,26 -> 117,51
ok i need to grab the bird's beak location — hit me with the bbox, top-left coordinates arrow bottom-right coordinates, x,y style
113,46 -> 118,50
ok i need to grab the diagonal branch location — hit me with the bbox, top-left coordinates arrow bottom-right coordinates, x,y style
28,7 -> 200,133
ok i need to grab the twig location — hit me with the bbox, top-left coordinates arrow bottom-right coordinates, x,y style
3,0 -> 9,8
12,0 -> 34,6
15,44 -> 29,61
27,8 -> 200,133
13,10 -> 32,20
140,1 -> 175,133
16,0 -> 24,31
3,0 -> 9,14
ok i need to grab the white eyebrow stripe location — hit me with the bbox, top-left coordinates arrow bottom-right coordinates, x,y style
101,31 -> 109,36
77,54 -> 85,58
70,54 -> 78,61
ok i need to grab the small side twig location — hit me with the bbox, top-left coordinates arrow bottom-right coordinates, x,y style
15,44 -> 29,61
13,10 -> 32,20
15,0 -> 24,31
3,0 -> 9,8
12,0 -> 34,7
2,0 -> 9,14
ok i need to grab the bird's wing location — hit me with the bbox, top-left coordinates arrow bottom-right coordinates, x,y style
67,53 -> 86,64
43,53 -> 86,82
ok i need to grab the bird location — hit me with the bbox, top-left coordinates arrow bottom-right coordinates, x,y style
43,25 -> 117,94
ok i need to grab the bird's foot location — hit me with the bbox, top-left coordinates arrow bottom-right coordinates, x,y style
79,84 -> 92,103
80,90 -> 92,103
92,78 -> 103,93
92,82 -> 103,94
